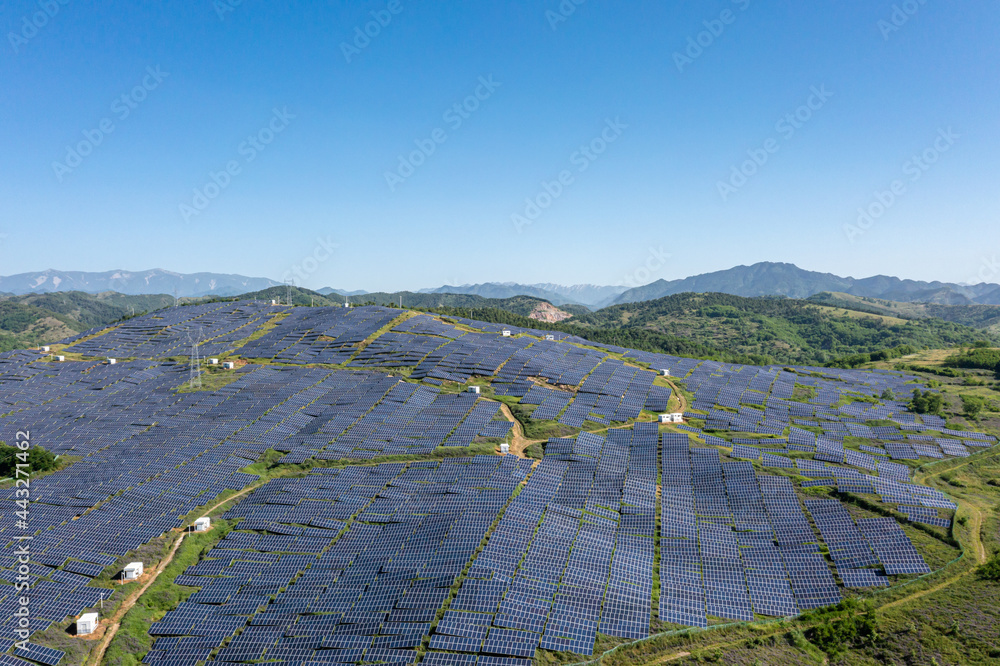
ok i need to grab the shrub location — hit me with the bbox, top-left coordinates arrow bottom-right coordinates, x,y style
0,443 -> 58,478
979,554 -> 1000,581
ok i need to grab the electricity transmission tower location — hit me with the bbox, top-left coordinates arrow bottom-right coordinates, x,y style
188,329 -> 202,389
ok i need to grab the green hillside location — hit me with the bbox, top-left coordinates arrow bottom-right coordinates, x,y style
0,291 -> 176,352
808,291 -> 1000,332
564,292 -> 1000,365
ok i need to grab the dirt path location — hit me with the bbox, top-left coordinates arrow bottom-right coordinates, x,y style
87,482 -> 264,665
498,403 -> 545,461
664,378 -> 687,413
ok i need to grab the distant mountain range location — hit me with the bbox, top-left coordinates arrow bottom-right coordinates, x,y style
0,269 -> 279,298
610,262 -> 1000,306
5,263 -> 1000,309
419,283 -> 627,308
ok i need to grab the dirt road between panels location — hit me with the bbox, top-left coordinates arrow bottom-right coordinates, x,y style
664,378 -> 688,413
87,482 -> 264,665
499,403 -> 546,461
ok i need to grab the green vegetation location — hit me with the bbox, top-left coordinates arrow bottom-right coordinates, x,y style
944,347 -> 1000,371
961,394 -> 999,420
0,291 -> 177,350
554,293 -> 995,366
979,554 -> 1000,581
910,389 -> 944,415
103,524 -> 232,666
808,292 -> 1000,330
805,600 -> 881,658
0,443 -> 58,477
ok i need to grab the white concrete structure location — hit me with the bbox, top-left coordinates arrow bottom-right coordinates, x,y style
194,516 -> 211,532
41,346 -> 50,352
208,358 -> 219,365
545,334 -> 555,341
468,386 -> 481,394
107,358 -> 117,365
659,368 -> 671,377
500,443 -> 510,454
501,330 -> 511,337
659,413 -> 684,424
77,612 -> 98,635
123,562 -> 143,580
222,361 -> 236,369
55,355 -> 66,362
271,299 -> 277,306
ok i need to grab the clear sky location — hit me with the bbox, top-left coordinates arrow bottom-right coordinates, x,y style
2,1 -> 998,292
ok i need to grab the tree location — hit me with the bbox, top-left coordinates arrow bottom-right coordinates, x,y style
880,388 -> 895,401
910,389 -> 943,415
0,444 -> 58,478
961,395 -> 986,419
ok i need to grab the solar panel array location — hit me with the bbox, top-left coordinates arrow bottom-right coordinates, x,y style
65,301 -> 281,359
143,456 -> 534,665
0,305 -> 992,663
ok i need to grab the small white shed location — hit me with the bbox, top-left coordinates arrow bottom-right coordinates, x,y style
55,355 -> 66,362
77,612 -> 98,635
468,386 -> 481,394
500,443 -> 510,454
222,361 -> 236,370
41,346 -> 50,352
501,329 -> 511,337
545,334 -> 555,341
659,413 -> 684,424
208,358 -> 219,365
123,562 -> 143,580
107,358 -> 117,365
194,516 -> 211,532
659,368 -> 671,377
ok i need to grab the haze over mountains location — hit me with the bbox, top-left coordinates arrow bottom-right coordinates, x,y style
4,263 -> 1000,308
0,269 -> 279,298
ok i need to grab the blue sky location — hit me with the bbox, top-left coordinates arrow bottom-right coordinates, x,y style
2,0 -> 998,292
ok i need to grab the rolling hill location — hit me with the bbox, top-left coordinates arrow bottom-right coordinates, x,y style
612,262 -> 1000,306
566,292 -> 999,365
807,292 -> 1000,333
0,291 -> 177,351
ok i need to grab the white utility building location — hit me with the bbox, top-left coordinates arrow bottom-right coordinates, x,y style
659,413 -> 684,424
194,516 -> 211,532
77,612 -> 99,635
123,562 -> 143,580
